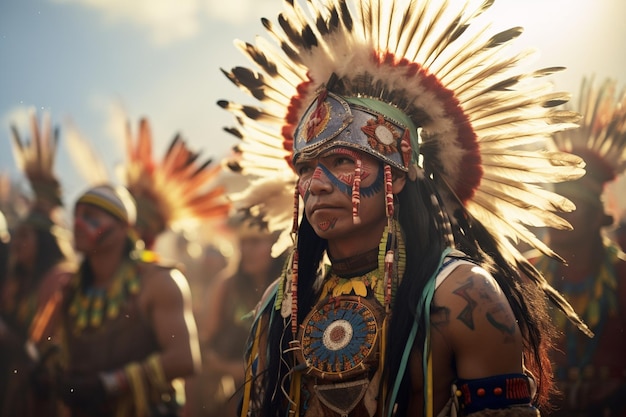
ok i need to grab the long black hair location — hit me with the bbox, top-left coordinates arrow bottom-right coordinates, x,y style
10,222 -> 68,296
250,215 -> 327,416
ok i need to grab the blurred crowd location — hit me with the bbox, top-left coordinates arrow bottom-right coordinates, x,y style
0,113 -> 289,417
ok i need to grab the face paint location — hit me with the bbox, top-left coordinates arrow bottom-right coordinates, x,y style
298,148 -> 384,203
318,217 -> 338,231
336,171 -> 355,186
298,177 -> 311,201
359,168 -> 383,198
312,166 -> 324,181
323,148 -> 379,194
327,148 -> 360,187
73,204 -> 122,252
74,215 -> 109,247
95,225 -> 116,244
319,164 -> 352,196
296,146 -> 393,254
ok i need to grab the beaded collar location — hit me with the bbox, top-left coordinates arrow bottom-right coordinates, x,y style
67,259 -> 140,333
322,226 -> 406,306
275,220 -> 406,313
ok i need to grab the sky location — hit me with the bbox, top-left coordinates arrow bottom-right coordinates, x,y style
1,0 -> 626,214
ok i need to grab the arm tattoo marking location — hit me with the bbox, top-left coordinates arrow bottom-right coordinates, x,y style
486,305 -> 517,343
452,277 -> 477,330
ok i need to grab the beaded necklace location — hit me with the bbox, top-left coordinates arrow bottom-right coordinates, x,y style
322,247 -> 379,297
274,221 -> 406,313
68,259 -> 140,333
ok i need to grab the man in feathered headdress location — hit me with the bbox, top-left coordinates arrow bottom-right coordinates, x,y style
0,112 -> 75,417
532,77 -> 626,417
218,1 -> 590,415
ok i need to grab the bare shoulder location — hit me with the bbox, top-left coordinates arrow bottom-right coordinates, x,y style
138,262 -> 190,301
434,262 -> 509,308
432,261 -> 523,377
139,262 -> 176,281
433,262 -> 516,333
40,262 -> 74,290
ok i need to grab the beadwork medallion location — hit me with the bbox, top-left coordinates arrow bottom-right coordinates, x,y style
299,296 -> 384,380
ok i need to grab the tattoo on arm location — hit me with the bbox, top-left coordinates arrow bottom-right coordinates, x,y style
451,274 -> 518,340
452,278 -> 477,330
486,305 -> 517,343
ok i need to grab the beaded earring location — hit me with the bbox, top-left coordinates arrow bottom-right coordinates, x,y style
290,182 -> 300,338
383,164 -> 396,310
352,157 -> 362,224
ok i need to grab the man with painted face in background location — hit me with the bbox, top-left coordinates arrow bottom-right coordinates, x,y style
56,184 -> 201,417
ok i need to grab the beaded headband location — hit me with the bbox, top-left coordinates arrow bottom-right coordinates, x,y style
75,184 -> 137,226
293,92 -> 418,173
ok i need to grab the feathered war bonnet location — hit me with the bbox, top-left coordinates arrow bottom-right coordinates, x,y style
122,118 -> 231,250
552,76 -> 626,223
219,0 -> 590,333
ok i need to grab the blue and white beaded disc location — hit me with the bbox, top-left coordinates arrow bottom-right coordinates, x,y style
299,296 -> 383,380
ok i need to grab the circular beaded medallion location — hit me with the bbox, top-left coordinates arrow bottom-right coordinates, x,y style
298,296 -> 384,380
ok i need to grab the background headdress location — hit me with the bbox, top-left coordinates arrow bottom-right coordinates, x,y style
123,118 -> 231,249
10,111 -> 66,231
552,76 -> 626,212
228,176 -> 297,257
219,0 -> 588,330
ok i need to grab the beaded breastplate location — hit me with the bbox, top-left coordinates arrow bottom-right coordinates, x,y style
272,223 -> 406,416
295,248 -> 389,416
